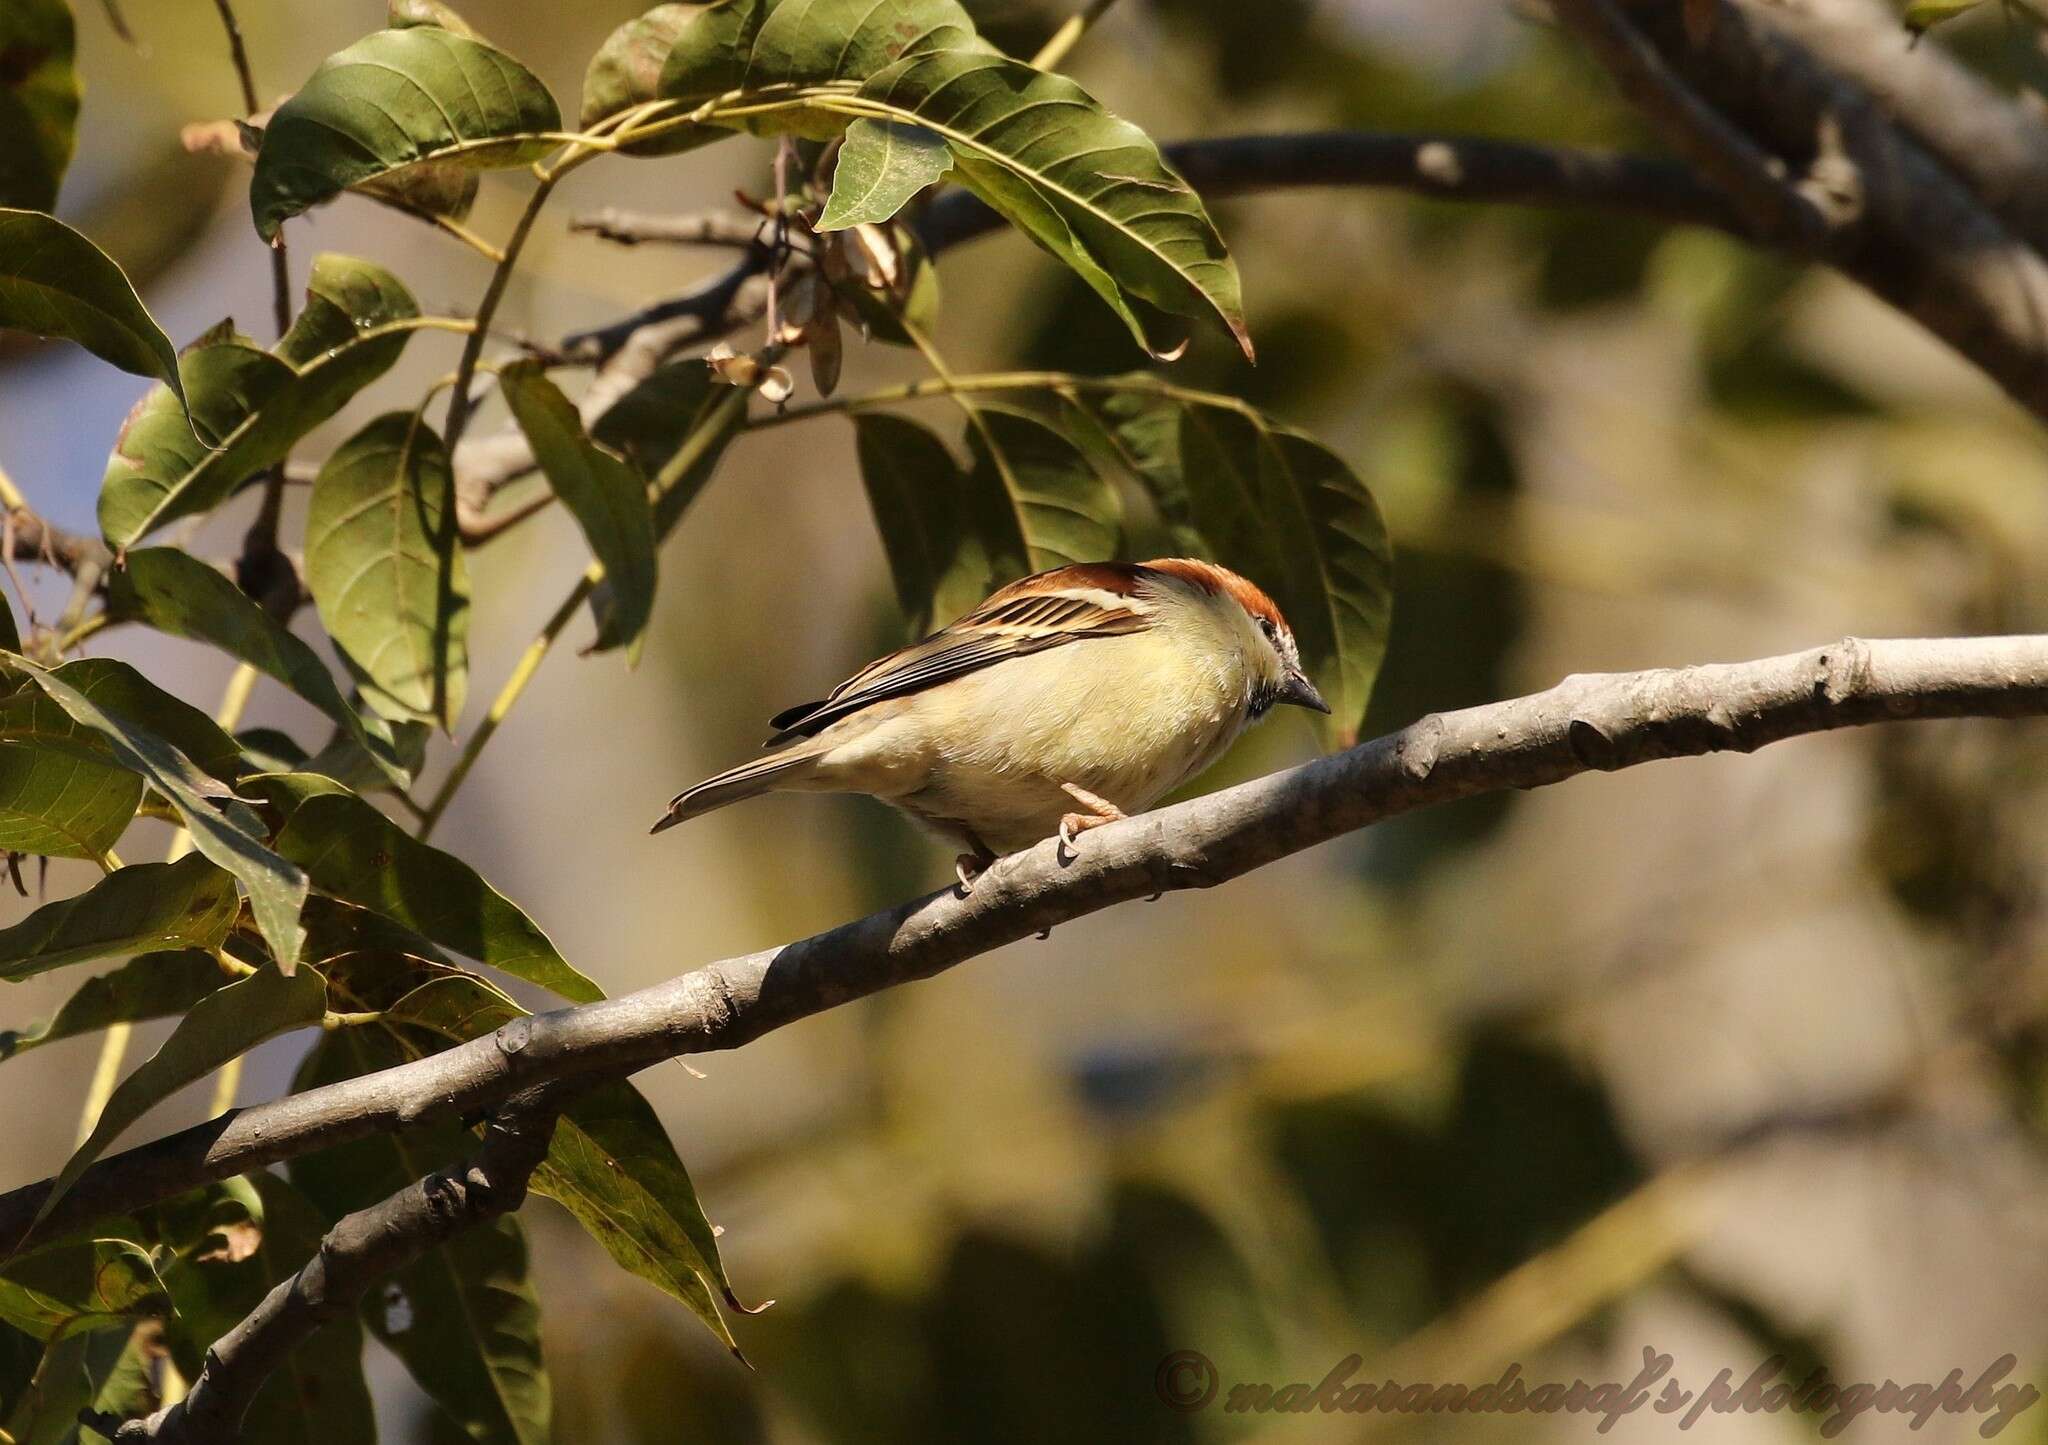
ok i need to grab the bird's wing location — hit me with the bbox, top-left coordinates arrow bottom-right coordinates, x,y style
765,563 -> 1161,741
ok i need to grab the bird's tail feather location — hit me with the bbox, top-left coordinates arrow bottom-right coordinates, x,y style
649,747 -> 824,835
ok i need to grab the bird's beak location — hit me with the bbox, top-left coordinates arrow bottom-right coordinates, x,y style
1277,670 -> 1331,715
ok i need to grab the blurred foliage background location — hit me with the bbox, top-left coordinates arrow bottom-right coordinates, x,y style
4,0 -> 2048,1440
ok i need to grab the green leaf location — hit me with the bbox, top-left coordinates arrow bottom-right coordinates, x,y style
109,548 -> 411,789
52,657 -> 245,783
100,258 -> 421,550
1904,0 -> 1983,31
250,28 -> 561,241
306,411 -> 469,731
0,1240 -> 164,1341
265,785 -> 602,1004
1117,398 -> 1392,743
0,950 -> 224,1062
501,365 -> 656,651
388,0 -> 482,38
378,976 -> 745,1352
590,359 -> 738,538
0,210 -> 184,410
5,654 -> 310,970
660,0 -> 988,117
0,0 -> 78,211
0,855 -> 236,982
39,965 -> 326,1228
855,50 -> 1250,360
853,413 -> 999,633
817,119 -> 951,230
581,5 -> 717,156
159,1174 -> 375,1444
292,1028 -> 550,1445
0,688 -> 143,862
96,328 -> 295,548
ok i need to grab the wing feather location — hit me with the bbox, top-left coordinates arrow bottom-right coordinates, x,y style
765,564 -> 1159,741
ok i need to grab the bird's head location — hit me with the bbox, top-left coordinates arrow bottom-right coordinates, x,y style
1143,558 -> 1330,718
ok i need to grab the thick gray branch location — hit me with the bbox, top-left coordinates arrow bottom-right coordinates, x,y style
91,1092 -> 562,1444
3,634 -> 2045,1254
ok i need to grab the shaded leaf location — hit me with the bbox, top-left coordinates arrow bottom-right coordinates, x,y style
0,210 -> 183,409
817,119 -> 951,230
1904,0 -> 1983,31
388,0 -> 482,38
38,965 -> 326,1227
0,1241 -> 164,1342
159,1173 -> 375,1444
853,412 -> 997,633
306,412 -> 469,731
501,365 -> 656,651
265,784 -> 601,1004
380,976 -> 744,1350
55,656 -> 244,783
0,686 -> 144,861
100,258 -> 421,550
293,1027 -> 550,1445
6,654 -> 310,970
1115,397 -> 1392,742
830,222 -> 940,347
0,950 -> 224,1062
591,359 -> 741,539
0,0 -> 78,211
581,5 -> 717,156
250,28 -> 561,240
110,548 -> 411,788
0,854 -> 236,982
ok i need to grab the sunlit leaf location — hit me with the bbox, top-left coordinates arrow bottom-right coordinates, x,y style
292,1027 -> 550,1445
159,1173 -> 375,1444
501,364 -> 656,651
250,28 -> 561,240
6,654 -> 310,969
817,119 -> 951,230
37,965 -> 327,1227
109,548 -> 411,788
1903,0 -> 1983,32
306,412 -> 469,731
388,0 -> 482,38
581,4 -> 717,155
262,783 -> 602,1004
0,687 -> 144,862
0,0 -> 78,211
0,950 -> 223,1062
0,210 -> 184,408
0,1240 -> 164,1342
0,854 -> 236,982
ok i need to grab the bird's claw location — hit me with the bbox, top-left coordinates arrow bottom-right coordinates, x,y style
954,852 -> 990,895
1055,784 -> 1127,864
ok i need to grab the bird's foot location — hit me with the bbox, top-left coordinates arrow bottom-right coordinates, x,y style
1056,784 -> 1128,861
954,851 -> 993,895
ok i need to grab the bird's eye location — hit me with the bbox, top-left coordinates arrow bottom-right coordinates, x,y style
1258,617 -> 1279,644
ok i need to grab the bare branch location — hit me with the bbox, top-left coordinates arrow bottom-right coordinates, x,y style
569,209 -> 767,248
90,1089 -> 564,1443
5,633 -> 2046,1254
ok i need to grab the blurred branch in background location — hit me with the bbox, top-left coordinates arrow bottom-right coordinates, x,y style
7,633 -> 2045,1254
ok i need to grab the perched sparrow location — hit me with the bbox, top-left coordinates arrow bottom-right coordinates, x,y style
650,558 -> 1329,886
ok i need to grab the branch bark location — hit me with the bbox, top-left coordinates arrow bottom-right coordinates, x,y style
4,634 -> 2045,1255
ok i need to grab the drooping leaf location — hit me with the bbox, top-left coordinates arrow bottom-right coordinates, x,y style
5,655 -> 310,970
0,0 -> 78,211
0,1240 -> 165,1341
292,1027 -> 551,1445
501,365 -> 656,651
581,5 -> 717,155
388,0 -> 482,38
0,211 -> 183,408
817,119 -> 951,231
250,28 -> 561,241
0,950 -> 224,1062
853,413 -> 997,633
55,657 -> 245,783
1115,397 -> 1392,742
590,359 -> 739,538
0,687 -> 144,861
38,965 -> 325,1228
854,50 -> 1250,360
100,258 -> 421,550
1904,0 -> 1983,32
96,328 -> 294,548
109,548 -> 411,788
0,855 -> 237,982
264,784 -> 602,1004
306,412 -> 469,730
158,1173 -> 376,1444
378,976 -> 744,1350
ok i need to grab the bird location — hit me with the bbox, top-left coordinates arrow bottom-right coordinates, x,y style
649,557 -> 1330,889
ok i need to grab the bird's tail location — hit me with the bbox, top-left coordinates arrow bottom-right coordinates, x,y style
648,745 -> 825,835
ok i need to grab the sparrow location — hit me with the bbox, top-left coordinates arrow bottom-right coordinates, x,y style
650,558 -> 1330,887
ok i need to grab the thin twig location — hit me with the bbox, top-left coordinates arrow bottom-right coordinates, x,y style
10,634 -> 2048,1249
1031,0 -> 1125,71
570,209 -> 766,248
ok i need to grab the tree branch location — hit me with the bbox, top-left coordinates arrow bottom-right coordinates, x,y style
4,634 -> 2045,1254
89,1089 -> 564,1443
